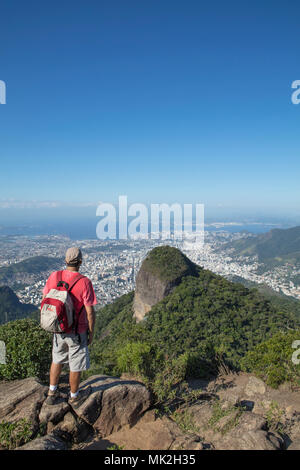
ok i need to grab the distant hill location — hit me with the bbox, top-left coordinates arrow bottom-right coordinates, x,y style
0,256 -> 63,284
224,226 -> 300,271
0,286 -> 38,324
89,246 -> 300,377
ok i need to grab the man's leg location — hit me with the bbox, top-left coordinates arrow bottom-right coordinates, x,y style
45,362 -> 63,404
67,333 -> 91,406
69,371 -> 81,394
50,334 -> 67,390
50,362 -> 63,388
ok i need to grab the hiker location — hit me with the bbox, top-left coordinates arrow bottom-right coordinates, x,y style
41,247 -> 97,407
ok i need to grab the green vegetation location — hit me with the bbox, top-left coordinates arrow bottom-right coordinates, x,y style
228,276 -> 300,319
263,401 -> 285,434
171,407 -> 201,434
0,418 -> 32,449
0,318 -> 52,381
115,341 -> 161,378
168,385 -> 204,434
140,245 -> 197,282
107,444 -> 125,450
0,286 -> 38,325
207,399 -> 245,435
1,245 -> 299,405
241,329 -> 300,388
90,270 -> 299,383
87,253 -> 300,401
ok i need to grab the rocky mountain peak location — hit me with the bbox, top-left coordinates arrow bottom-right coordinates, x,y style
133,245 -> 198,322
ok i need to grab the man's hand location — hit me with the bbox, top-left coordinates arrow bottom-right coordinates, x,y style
88,331 -> 94,345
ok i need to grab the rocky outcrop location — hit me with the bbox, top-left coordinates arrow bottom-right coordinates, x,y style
71,375 -> 153,436
188,403 -> 283,450
79,372 -> 300,451
133,246 -> 197,322
0,375 -> 152,450
16,432 -> 69,450
133,272 -> 176,322
1,372 -> 300,450
186,373 -> 300,450
81,412 -> 204,450
0,377 -> 48,441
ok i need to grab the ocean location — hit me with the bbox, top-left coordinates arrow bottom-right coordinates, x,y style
0,218 -> 289,240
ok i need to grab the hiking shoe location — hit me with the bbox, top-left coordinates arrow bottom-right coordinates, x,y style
68,386 -> 92,409
45,388 -> 66,405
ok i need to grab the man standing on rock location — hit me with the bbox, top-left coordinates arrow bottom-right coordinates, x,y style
42,247 -> 97,407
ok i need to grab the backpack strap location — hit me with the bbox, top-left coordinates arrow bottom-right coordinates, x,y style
67,273 -> 86,340
68,273 -> 85,293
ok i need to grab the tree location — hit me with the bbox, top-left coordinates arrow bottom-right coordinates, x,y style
0,319 -> 52,381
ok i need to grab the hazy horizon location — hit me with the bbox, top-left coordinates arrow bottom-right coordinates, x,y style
1,1 -> 299,223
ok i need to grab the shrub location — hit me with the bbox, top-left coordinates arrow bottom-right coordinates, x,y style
185,350 -> 218,378
0,318 -> 52,381
0,419 -> 33,449
115,341 -> 162,378
241,329 -> 300,388
151,353 -> 190,404
207,399 -> 245,435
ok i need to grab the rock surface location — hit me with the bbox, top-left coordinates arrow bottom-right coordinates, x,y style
0,377 -> 47,439
39,398 -> 70,427
245,376 -> 266,397
0,374 -> 152,450
80,414 -> 205,451
188,404 -> 282,450
79,372 -> 300,451
16,432 -> 68,450
73,375 -> 153,436
133,246 -> 197,322
1,372 -> 300,451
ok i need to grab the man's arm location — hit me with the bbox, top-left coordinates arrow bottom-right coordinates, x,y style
85,305 -> 95,345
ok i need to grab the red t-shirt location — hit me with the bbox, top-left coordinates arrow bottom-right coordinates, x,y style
42,270 -> 97,333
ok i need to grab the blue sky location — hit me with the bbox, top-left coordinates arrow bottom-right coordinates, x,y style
0,0 -> 300,220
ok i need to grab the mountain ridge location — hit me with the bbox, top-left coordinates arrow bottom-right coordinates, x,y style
224,225 -> 300,271
0,285 -> 38,324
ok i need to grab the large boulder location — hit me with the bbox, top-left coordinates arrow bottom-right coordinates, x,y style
0,377 -> 47,437
16,432 -> 68,450
0,374 -> 153,450
39,398 -> 71,429
133,246 -> 197,322
72,375 -> 152,437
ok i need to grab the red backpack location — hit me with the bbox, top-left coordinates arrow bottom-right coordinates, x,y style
40,271 -> 85,334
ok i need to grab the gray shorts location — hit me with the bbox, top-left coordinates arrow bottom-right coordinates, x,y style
52,331 -> 90,372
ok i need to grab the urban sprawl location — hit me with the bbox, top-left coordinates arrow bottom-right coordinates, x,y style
0,232 -> 299,307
